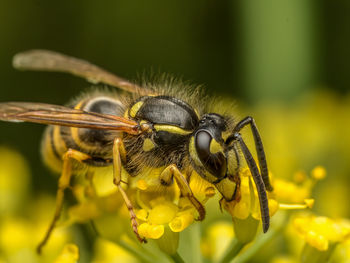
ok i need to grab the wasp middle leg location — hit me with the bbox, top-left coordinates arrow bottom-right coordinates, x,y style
160,164 -> 206,221
112,137 -> 146,243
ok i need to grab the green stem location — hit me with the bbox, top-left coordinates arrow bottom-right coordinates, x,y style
229,211 -> 287,263
219,238 -> 246,263
116,240 -> 154,263
231,228 -> 277,263
300,243 -> 337,263
170,252 -> 186,263
190,223 -> 202,263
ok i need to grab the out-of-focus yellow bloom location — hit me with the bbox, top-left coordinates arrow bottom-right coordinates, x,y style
269,166 -> 326,216
311,166 -> 326,180
271,255 -> 298,263
0,147 -> 73,263
293,215 -> 350,251
332,238 -> 350,263
92,238 -> 138,263
54,244 -> 79,263
201,221 -> 234,261
0,147 -> 30,214
273,178 -> 310,204
0,198 -> 73,263
273,166 -> 326,205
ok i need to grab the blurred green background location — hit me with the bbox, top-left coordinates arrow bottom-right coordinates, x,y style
1,0 -> 350,219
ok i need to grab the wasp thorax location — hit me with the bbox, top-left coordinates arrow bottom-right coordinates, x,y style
194,114 -> 228,180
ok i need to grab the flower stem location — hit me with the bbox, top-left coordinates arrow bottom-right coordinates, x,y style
190,223 -> 202,263
231,227 -> 277,263
116,240 -> 155,263
300,243 -> 337,263
219,238 -> 246,263
231,213 -> 286,263
170,252 -> 186,263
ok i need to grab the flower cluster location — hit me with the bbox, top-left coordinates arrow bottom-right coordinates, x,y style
2,91 -> 350,262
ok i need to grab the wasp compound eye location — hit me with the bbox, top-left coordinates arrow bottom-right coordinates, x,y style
195,130 -> 227,178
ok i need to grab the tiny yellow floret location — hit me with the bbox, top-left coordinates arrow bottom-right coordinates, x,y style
169,213 -> 194,232
305,231 -> 328,251
233,201 -> 250,220
139,223 -> 164,239
135,209 -> 148,221
148,203 -> 178,225
54,244 -> 80,263
311,166 -> 327,180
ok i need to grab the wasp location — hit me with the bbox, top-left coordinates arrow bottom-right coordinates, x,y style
0,50 -> 273,253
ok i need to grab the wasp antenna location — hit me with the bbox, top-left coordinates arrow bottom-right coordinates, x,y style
230,116 -> 273,192
233,132 -> 270,233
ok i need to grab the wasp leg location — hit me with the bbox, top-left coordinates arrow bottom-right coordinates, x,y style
232,172 -> 241,202
112,138 -> 146,243
233,116 -> 273,191
160,164 -> 206,221
37,149 -> 91,254
84,170 -> 96,198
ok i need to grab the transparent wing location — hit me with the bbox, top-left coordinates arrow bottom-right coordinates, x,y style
0,102 -> 141,134
12,49 -> 152,95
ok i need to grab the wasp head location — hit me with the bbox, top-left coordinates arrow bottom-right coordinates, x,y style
190,113 -> 239,201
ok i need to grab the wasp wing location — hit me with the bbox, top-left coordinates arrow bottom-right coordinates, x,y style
0,102 -> 141,134
12,49 -> 152,95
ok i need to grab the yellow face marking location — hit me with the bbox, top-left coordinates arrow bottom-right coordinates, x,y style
142,138 -> 155,152
129,101 -> 144,118
154,125 -> 192,135
210,139 -> 223,154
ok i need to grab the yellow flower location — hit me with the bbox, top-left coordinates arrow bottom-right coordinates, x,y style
54,244 -> 79,263
0,147 -> 30,214
135,197 -> 197,254
92,238 -> 138,263
293,215 -> 350,251
271,256 -> 298,263
0,147 -> 74,262
311,166 -> 326,180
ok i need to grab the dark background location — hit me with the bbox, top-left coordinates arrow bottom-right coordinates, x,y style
0,0 -> 349,198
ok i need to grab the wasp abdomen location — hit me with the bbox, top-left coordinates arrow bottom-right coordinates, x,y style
74,96 -> 125,148
41,95 -> 125,172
